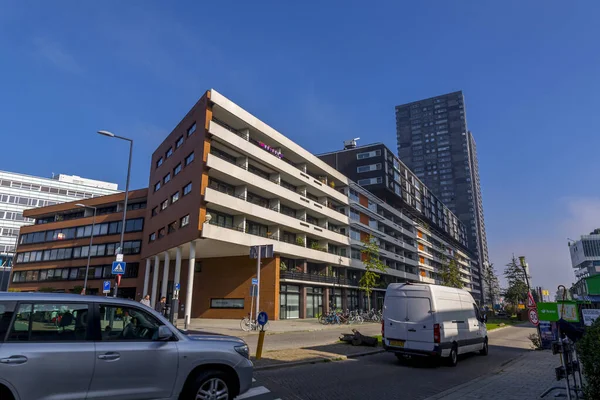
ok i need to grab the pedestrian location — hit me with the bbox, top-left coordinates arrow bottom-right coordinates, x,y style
140,294 -> 151,307
155,296 -> 167,316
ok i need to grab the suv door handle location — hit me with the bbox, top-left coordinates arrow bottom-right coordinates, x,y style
0,356 -> 28,364
98,352 -> 120,361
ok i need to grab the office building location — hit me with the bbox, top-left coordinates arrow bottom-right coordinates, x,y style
0,171 -> 118,289
318,143 -> 481,298
395,91 -> 489,301
569,229 -> 600,281
10,189 -> 147,296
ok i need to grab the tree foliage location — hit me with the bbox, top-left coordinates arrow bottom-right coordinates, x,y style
359,235 -> 387,309
503,255 -> 529,306
441,259 -> 463,289
482,263 -> 500,306
577,318 -> 600,398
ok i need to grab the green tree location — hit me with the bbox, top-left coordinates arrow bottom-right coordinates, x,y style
503,255 -> 529,306
440,259 -> 463,289
359,235 -> 386,309
482,263 -> 500,307
577,318 -> 600,398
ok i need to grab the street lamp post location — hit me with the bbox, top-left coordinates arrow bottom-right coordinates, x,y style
76,204 -> 97,295
98,130 -> 133,298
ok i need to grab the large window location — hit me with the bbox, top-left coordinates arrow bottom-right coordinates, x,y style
349,208 -> 360,221
183,182 -> 192,196
357,163 -> 381,173
207,210 -> 233,228
210,299 -> 244,309
20,218 -> 144,244
357,150 -> 381,159
175,135 -> 184,149
187,122 -> 196,136
16,241 -> 142,263
280,285 -> 300,319
246,220 -> 267,237
185,152 -> 195,166
7,303 -> 89,342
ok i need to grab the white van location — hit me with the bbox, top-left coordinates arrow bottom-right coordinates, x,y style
382,283 -> 488,366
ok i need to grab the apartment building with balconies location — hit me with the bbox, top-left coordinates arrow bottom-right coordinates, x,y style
10,189 -> 147,297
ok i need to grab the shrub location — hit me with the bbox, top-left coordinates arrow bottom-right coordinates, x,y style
578,318 -> 600,398
527,332 -> 541,350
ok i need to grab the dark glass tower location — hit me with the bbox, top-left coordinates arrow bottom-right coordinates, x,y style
395,91 -> 490,302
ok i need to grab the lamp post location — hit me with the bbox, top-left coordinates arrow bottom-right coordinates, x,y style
98,130 -> 133,298
76,204 -> 97,295
518,256 -> 532,292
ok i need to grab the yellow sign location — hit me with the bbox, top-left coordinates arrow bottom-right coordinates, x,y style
542,290 -> 550,296
518,304 -> 525,310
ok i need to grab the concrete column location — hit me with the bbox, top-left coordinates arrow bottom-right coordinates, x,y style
299,286 -> 307,319
142,258 -> 151,297
151,255 -> 160,308
184,241 -> 196,327
323,288 -> 330,314
341,288 -> 348,311
174,246 -> 182,288
161,251 -> 170,299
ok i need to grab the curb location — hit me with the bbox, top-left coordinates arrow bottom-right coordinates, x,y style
254,348 -> 385,371
421,352 -> 528,400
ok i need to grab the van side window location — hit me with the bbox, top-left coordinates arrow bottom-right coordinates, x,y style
0,301 -> 16,340
473,304 -> 481,320
7,303 -> 89,342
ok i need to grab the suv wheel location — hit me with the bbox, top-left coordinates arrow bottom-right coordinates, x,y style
189,370 -> 234,400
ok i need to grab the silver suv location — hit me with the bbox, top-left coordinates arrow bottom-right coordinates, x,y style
0,293 -> 253,400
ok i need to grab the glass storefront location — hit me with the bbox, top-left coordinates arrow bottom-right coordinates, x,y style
280,284 -> 300,319
306,287 -> 323,318
347,289 -> 359,311
331,288 -> 342,310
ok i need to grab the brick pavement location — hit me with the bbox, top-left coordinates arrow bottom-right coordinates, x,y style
424,350 -> 569,400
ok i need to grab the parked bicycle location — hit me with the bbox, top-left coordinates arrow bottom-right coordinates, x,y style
240,313 -> 270,332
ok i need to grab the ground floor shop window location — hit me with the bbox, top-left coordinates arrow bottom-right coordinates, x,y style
330,288 -> 342,310
306,287 -> 323,318
347,289 -> 359,311
280,284 -> 300,319
375,292 -> 385,311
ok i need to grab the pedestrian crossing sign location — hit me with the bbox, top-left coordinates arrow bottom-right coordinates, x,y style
111,261 -> 126,275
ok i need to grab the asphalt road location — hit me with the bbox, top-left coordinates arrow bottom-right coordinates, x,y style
255,324 -> 536,400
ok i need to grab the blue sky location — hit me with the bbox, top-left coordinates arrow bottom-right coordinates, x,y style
1,1 -> 599,293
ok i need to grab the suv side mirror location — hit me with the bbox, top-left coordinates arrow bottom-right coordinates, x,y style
157,325 -> 173,341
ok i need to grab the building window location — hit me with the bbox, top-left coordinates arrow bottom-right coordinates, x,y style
174,163 -> 182,176
166,147 -> 173,159
185,152 -> 195,166
168,221 -> 176,234
187,122 -> 196,136
175,135 -> 184,149
349,208 -> 360,221
158,228 -> 165,239
156,157 -> 163,168
357,177 -> 382,186
171,191 -> 180,204
349,189 -> 359,202
350,228 -> 361,240
151,207 -> 158,217
149,232 -> 156,243
183,182 -> 192,196
210,299 -> 244,309
153,182 -> 161,192
163,173 -> 171,184
357,163 -> 382,173
180,214 -> 190,227
161,199 -> 168,211
351,249 -> 361,260
357,150 -> 381,159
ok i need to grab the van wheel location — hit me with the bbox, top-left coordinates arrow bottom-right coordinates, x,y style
447,344 -> 458,367
480,338 -> 489,356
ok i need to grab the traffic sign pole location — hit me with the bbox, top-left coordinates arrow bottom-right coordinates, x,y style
255,247 -> 261,322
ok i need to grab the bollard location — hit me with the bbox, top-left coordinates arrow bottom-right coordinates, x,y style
256,328 -> 266,360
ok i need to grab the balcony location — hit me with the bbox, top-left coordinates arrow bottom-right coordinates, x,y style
280,271 -> 359,286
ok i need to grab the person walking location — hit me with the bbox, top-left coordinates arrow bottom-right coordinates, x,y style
140,294 -> 151,307
155,296 -> 167,316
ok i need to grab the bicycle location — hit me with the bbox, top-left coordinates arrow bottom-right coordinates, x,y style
240,313 -> 270,332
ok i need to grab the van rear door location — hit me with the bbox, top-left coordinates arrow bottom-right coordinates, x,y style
405,297 -> 434,352
383,296 -> 408,348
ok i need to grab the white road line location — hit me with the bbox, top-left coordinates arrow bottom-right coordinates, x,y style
236,386 -> 271,399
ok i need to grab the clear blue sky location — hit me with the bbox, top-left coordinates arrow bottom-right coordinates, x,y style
1,1 -> 599,293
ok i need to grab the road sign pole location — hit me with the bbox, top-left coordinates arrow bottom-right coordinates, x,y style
249,286 -> 255,324
255,246 -> 261,321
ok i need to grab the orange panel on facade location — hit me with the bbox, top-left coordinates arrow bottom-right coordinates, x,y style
418,243 -> 424,251
420,270 -> 426,277
417,231 -> 423,238
358,194 -> 369,207
360,231 -> 369,242
359,213 -> 369,225
419,256 -> 425,264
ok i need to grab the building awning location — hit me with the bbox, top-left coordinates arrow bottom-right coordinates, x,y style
574,294 -> 600,303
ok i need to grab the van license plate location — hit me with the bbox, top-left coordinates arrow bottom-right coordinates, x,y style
389,340 -> 405,347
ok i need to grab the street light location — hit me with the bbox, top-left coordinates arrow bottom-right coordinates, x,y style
97,130 -> 133,298
518,256 -> 532,291
75,204 -> 97,295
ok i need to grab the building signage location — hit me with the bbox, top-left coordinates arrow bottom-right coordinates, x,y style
582,309 -> 600,326
538,302 -> 559,322
258,141 -> 283,159
558,302 -> 579,323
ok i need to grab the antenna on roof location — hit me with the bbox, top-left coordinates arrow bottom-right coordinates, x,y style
343,137 -> 360,150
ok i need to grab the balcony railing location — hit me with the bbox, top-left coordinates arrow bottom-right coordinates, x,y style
280,271 -> 358,286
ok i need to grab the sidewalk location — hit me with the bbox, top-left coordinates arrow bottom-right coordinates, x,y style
425,350 -> 567,400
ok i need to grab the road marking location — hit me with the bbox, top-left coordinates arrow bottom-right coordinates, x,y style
236,386 -> 271,399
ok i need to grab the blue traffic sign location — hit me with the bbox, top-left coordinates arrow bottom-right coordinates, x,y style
175,283 -> 181,290
111,261 -> 126,275
252,278 -> 258,285
102,281 -> 111,294
257,311 -> 268,326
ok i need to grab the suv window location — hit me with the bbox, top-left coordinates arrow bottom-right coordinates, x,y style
99,305 -> 163,341
0,301 -> 16,340
8,303 -> 89,342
